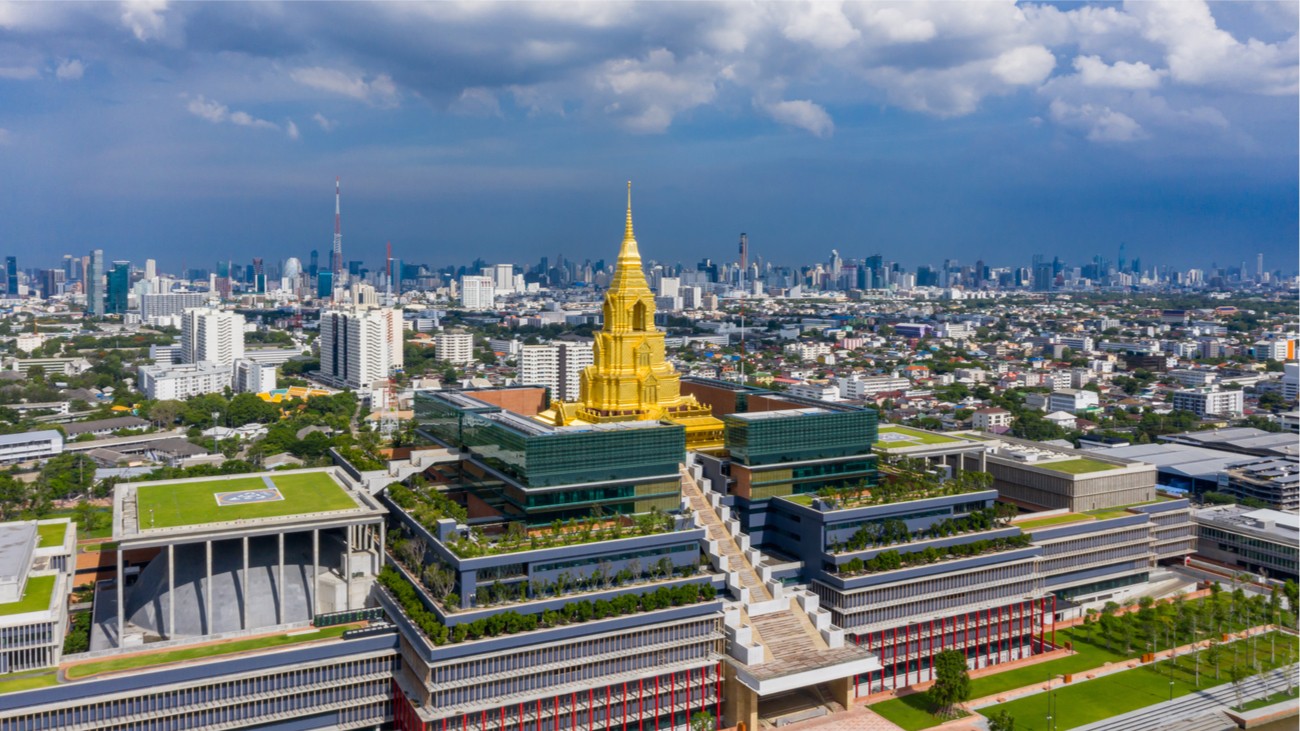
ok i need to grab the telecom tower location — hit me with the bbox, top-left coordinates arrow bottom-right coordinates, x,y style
331,177 -> 343,277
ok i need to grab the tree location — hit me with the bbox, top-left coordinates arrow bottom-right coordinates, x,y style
73,500 -> 104,535
987,709 -> 1016,731
147,400 -> 184,428
927,649 -> 971,718
690,711 -> 716,731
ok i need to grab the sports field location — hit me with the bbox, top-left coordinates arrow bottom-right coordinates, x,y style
136,471 -> 357,529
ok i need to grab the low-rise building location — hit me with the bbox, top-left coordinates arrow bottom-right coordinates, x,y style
1194,505 -> 1298,581
138,361 -> 234,401
0,430 -> 62,464
971,407 -> 1012,431
1171,387 -> 1244,418
1047,388 -> 1099,414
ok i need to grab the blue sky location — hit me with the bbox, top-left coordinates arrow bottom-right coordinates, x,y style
0,1 -> 1296,273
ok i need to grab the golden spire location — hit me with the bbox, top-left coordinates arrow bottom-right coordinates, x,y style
625,180 -> 634,241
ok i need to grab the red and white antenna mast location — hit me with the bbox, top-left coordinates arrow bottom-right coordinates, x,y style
331,176 -> 343,276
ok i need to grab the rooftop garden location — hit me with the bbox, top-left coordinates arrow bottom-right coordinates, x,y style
1037,457 -> 1118,474
829,502 -> 1018,554
134,471 -> 357,529
834,533 -> 1031,576
804,464 -> 994,511
873,425 -> 967,449
36,522 -> 68,548
64,623 -> 356,679
445,509 -> 678,558
0,669 -> 59,696
1084,498 -> 1172,520
1015,513 -> 1091,530
0,575 -> 55,616
378,565 -> 717,646
386,481 -> 468,525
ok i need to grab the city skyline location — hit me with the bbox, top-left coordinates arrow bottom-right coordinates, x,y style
0,1 -> 1296,270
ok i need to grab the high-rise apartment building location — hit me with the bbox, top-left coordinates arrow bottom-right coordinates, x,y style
106,261 -> 131,315
490,263 -> 514,294
459,275 -> 495,310
518,341 -> 593,402
86,249 -> 105,316
318,306 -> 404,389
141,292 -> 209,320
434,330 -> 474,366
180,307 -> 246,365
1172,386 -> 1244,418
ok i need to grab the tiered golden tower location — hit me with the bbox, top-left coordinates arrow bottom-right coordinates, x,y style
539,183 -> 724,450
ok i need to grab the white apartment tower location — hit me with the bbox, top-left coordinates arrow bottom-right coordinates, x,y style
318,307 -> 405,389
518,341 -> 592,401
435,330 -> 475,366
460,275 -> 495,310
180,307 -> 246,365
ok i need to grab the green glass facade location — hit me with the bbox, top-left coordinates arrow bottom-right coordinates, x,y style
725,408 -> 877,466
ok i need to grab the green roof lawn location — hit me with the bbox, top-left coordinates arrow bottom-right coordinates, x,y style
0,669 -> 58,695
0,575 -> 56,616
1016,513 -> 1092,530
874,425 -> 963,449
65,623 -> 354,679
780,493 -> 817,506
136,472 -> 357,529
1039,458 -> 1117,475
36,522 -> 68,548
869,694 -> 969,731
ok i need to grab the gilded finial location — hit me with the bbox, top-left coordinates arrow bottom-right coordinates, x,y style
624,180 -> 634,241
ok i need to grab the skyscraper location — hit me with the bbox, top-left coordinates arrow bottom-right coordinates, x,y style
85,250 -> 105,316
318,306 -> 403,389
106,261 -> 130,314
331,177 -> 343,276
3,256 -> 16,296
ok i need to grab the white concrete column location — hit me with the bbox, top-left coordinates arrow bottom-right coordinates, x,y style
345,525 -> 353,610
242,536 -> 249,629
115,549 -> 124,644
378,522 -> 386,574
205,540 -> 213,634
277,532 -> 285,625
167,544 -> 175,639
312,529 -> 319,617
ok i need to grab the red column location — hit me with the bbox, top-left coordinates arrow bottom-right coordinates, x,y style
608,685 -> 613,730
891,626 -> 898,688
638,679 -> 644,731
464,714 -> 468,731
572,692 -> 577,731
554,693 -> 559,731
623,682 -> 629,731
589,688 -> 594,731
997,605 -> 1003,665
654,675 -> 660,731
1051,595 -> 1057,647
930,618 -> 937,682
714,662 -> 721,728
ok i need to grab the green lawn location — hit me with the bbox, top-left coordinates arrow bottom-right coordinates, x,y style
969,627 -> 1131,700
875,426 -> 963,448
0,669 -> 59,695
869,693 -> 968,731
36,522 -> 68,548
135,471 -> 357,528
780,493 -> 816,506
65,624 -> 355,679
0,575 -> 56,616
1237,687 -> 1298,712
1040,458 -> 1116,475
980,633 -> 1296,731
1016,514 -> 1091,531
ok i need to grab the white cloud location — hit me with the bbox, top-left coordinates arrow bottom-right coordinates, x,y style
0,66 -> 39,80
1049,99 -> 1145,142
780,2 -> 860,51
312,113 -> 337,132
993,46 -> 1057,86
120,0 -> 171,43
1072,55 -> 1164,90
1129,0 -> 1297,95
594,49 -> 718,133
451,87 -> 502,117
290,67 -> 399,107
55,58 -> 84,81
285,120 -> 299,140
857,7 -> 936,44
185,95 -> 278,132
761,99 -> 834,138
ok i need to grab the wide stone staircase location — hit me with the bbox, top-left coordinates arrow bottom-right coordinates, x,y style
679,463 -> 874,693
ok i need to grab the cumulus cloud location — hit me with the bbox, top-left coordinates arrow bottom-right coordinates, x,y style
1072,55 -> 1164,90
1049,99 -> 1145,142
120,0 -> 172,43
761,99 -> 834,138
1129,0 -> 1297,95
290,67 -> 399,107
285,119 -> 299,140
55,58 -> 85,81
780,2 -> 861,51
312,113 -> 337,132
993,46 -> 1057,86
185,95 -> 278,131
593,49 -> 717,133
